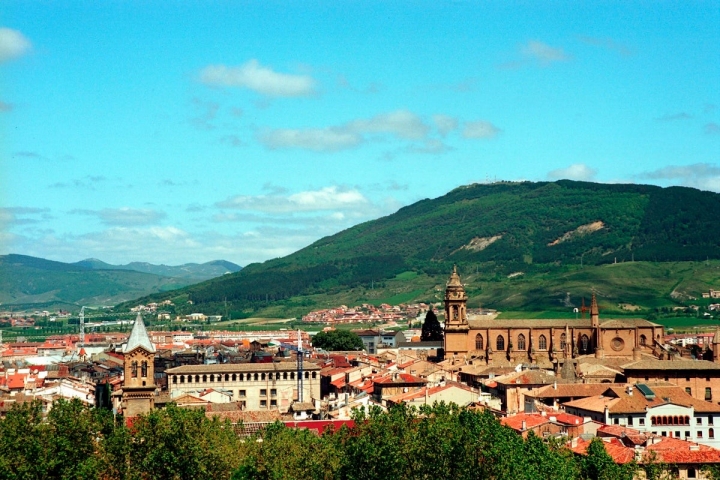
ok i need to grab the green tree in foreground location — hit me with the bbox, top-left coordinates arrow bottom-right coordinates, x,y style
421,308 -> 443,341
312,330 -> 364,351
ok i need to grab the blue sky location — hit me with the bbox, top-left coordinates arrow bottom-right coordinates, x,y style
1,1 -> 719,267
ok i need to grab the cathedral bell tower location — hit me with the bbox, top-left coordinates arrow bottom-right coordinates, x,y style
122,313 -> 156,417
444,266 -> 470,357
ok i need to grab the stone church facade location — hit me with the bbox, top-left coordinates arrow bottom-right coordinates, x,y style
443,267 -> 664,364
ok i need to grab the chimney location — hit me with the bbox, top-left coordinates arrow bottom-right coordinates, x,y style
554,381 -> 557,390
571,437 -> 578,448
626,385 -> 633,396
521,420 -> 527,431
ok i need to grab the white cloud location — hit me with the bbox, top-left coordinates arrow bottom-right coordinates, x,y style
547,163 -> 598,181
0,207 -> 50,226
216,186 -> 370,214
462,121 -> 501,139
72,207 -> 167,226
433,114 -> 458,136
522,40 -> 570,66
407,139 -> 453,154
578,36 -> 632,56
641,163 -> 720,192
199,59 -> 316,97
347,110 -> 430,140
0,28 -> 31,63
258,128 -> 362,152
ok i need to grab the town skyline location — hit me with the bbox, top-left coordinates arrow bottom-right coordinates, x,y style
2,2 -> 719,267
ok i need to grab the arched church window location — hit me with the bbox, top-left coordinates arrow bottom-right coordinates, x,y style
131,361 -> 138,378
141,361 -> 148,378
538,335 -> 547,350
517,334 -> 526,351
581,335 -> 589,353
496,335 -> 505,351
560,333 -> 567,350
640,335 -> 647,346
475,334 -> 484,350
453,305 -> 459,320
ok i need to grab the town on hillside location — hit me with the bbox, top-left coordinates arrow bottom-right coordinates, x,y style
4,268 -> 720,477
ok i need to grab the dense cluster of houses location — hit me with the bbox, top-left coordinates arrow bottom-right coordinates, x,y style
302,302 -> 434,325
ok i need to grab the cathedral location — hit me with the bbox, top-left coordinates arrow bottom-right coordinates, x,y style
443,267 -> 664,364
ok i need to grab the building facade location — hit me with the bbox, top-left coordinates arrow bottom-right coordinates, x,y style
443,268 -> 664,364
166,361 -> 321,413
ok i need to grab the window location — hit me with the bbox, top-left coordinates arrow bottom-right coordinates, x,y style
688,467 -> 696,479
271,388 -> 277,397
710,428 -> 715,439
686,431 -> 690,438
710,417 -> 715,426
675,431 -> 680,438
517,334 -> 526,351
640,334 -> 647,346
239,390 -> 246,398
613,418 -> 619,425
260,389 -> 267,397
496,335 -> 505,351
560,333 -> 567,350
538,335 -> 547,350
698,418 -> 703,426
131,361 -> 138,378
686,387 -> 692,396
475,334 -> 484,350
312,372 -> 317,379
661,431 -> 667,437
628,417 -> 633,426
639,418 -> 645,426
580,335 -> 589,353
271,399 -> 277,407
141,361 -> 148,378
260,400 -> 267,408
698,431 -> 703,439
706,387 -> 713,401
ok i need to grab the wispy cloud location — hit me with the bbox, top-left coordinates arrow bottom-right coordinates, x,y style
578,35 -> 632,56
640,163 -> 720,192
433,114 -> 458,137
49,175 -> 107,189
0,207 -> 51,226
462,121 -> 501,139
258,128 -> 362,152
705,123 -> 720,135
199,59 -> 316,97
72,207 -> 167,226
347,110 -> 430,140
657,112 -> 693,122
216,186 -> 370,214
0,28 -> 31,63
189,97 -> 219,130
522,40 -> 571,66
407,139 -> 453,154
547,163 -> 598,181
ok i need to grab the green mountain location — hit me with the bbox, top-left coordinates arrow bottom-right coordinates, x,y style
0,254 -> 218,310
73,258 -> 241,281
117,181 -> 720,317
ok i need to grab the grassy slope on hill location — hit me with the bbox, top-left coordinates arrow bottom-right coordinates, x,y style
117,181 -> 720,317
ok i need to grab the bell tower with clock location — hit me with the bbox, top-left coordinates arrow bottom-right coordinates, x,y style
444,266 -> 470,357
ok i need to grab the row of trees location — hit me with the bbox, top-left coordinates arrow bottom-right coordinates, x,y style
3,399 -> 712,480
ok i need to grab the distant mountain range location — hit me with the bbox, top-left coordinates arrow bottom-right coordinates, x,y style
119,180 -> 720,318
0,254 -> 241,310
73,258 -> 241,281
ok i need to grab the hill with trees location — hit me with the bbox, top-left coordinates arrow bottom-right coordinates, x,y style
0,254 -> 239,310
117,181 -> 720,318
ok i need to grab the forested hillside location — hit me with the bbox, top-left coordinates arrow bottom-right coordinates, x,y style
119,181 -> 720,317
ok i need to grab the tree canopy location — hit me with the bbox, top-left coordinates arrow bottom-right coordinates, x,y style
312,330 -> 365,351
421,308 -> 443,341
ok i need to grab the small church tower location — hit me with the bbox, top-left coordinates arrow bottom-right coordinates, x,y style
444,266 -> 469,357
713,325 -> 720,363
122,313 -> 156,417
591,294 -> 605,359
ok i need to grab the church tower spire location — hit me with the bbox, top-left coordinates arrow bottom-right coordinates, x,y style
444,266 -> 469,358
122,313 -> 157,418
591,293 -> 604,359
713,324 -> 720,363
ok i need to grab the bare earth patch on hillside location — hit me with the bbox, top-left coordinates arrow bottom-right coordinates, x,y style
618,303 -> 641,311
548,221 -> 604,246
456,235 -> 503,253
